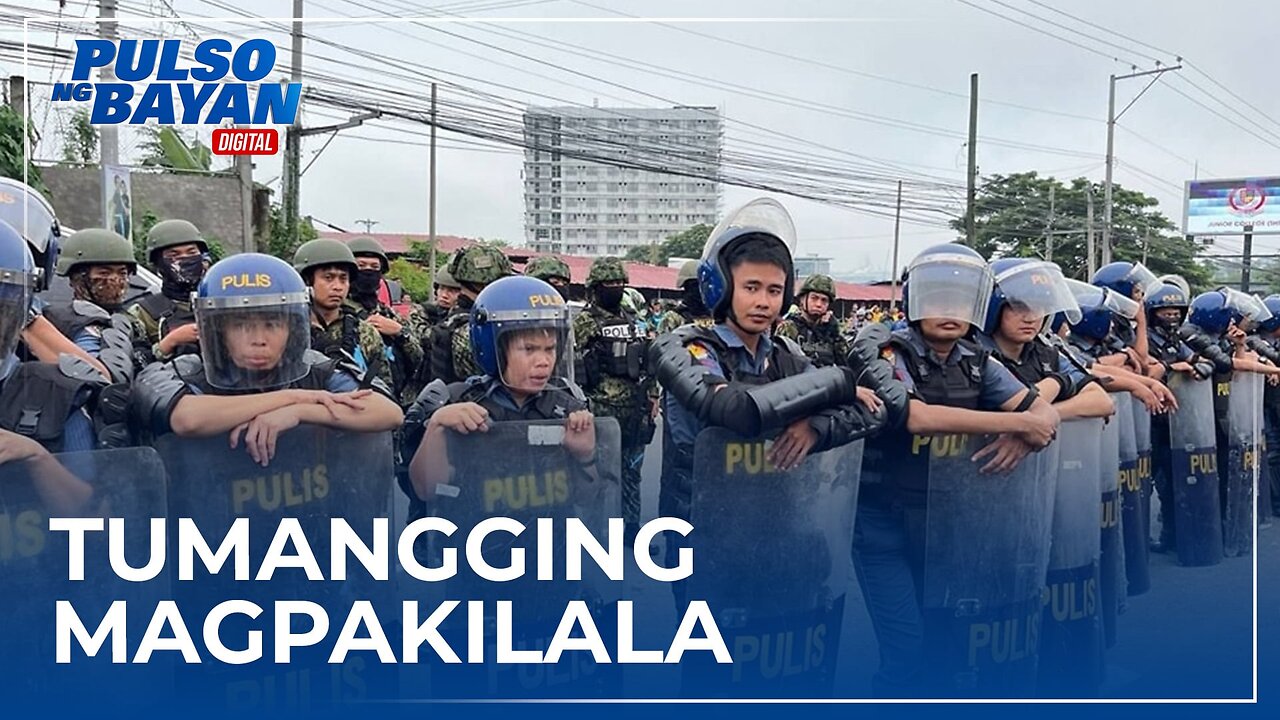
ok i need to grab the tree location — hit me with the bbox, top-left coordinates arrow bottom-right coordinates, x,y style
59,109 -> 98,165
956,172 -> 1212,288
0,105 -> 46,194
624,223 -> 713,265
387,258 -> 433,302
139,126 -> 215,172
265,202 -> 315,260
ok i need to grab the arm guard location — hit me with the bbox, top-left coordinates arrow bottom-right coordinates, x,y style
1246,336 -> 1280,365
130,359 -> 193,437
1179,325 -> 1235,374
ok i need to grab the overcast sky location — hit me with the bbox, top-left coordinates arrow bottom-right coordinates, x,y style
9,0 -> 1280,276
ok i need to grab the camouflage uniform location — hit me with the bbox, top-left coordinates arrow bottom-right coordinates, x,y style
293,238 -> 391,388
427,244 -> 512,384
775,274 -> 848,367
524,255 -> 571,286
347,236 -> 428,405
574,256 -> 656,534
656,259 -> 713,334
127,218 -> 208,364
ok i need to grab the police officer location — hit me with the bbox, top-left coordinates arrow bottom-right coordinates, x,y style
0,219 -> 104,454
292,238 -> 388,385
853,243 -> 1059,696
41,228 -> 139,382
347,235 -> 427,405
428,244 -> 514,385
656,259 -> 713,334
403,275 -> 596,510
978,258 -> 1112,418
1260,295 -> 1280,517
775,273 -> 849,367
524,255 -> 573,299
1091,261 -> 1163,375
1064,280 -> 1174,413
651,198 -> 899,607
575,256 -> 657,542
131,253 -> 403,465
127,218 -> 210,364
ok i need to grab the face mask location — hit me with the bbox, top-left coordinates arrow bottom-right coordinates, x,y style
551,283 -> 569,301
596,286 -> 624,311
352,269 -> 383,298
72,271 -> 128,310
160,254 -> 208,294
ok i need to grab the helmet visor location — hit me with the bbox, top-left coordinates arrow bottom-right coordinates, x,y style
491,306 -> 576,392
702,197 -> 798,261
907,252 -> 993,326
0,184 -> 58,254
1066,279 -> 1139,320
994,261 -> 1081,326
196,298 -> 312,390
0,265 -> 34,359
1124,262 -> 1163,299
1221,287 -> 1272,330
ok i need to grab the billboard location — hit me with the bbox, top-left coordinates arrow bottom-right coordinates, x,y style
1184,176 -> 1280,235
102,164 -> 132,240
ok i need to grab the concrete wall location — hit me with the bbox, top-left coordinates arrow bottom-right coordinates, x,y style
39,165 -> 251,253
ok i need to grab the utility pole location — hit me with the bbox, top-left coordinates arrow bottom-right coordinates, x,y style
429,82 -> 438,282
355,219 -> 379,233
890,179 -> 903,311
1242,225 -> 1254,292
966,73 -> 978,247
236,149 -> 253,254
1103,64 -> 1181,265
1086,185 -> 1096,278
1045,185 -> 1056,261
282,0 -> 304,247
1142,227 -> 1150,266
99,0 -> 119,167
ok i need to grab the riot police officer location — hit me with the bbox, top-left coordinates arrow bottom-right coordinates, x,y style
524,255 -> 573,299
575,256 -> 656,542
651,198 -> 899,607
656,259 -> 712,334
131,253 -> 402,466
42,228 -> 139,384
1064,280 -> 1174,412
1091,261 -> 1164,374
1260,295 -> 1280,517
347,235 -> 427,405
127,218 -> 210,364
853,243 -> 1058,697
403,275 -> 597,506
292,238 -> 388,385
428,244 -> 514,385
776,273 -> 849,367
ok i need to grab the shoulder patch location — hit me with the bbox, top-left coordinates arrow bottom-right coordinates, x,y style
688,342 -> 710,361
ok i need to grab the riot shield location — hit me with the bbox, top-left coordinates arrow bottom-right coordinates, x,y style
428,418 -> 622,699
1117,396 -> 1150,596
1038,418 -> 1104,698
1129,395 -> 1153,596
1099,399 -> 1122,649
1224,372 -> 1263,557
686,427 -> 862,698
154,427 -> 396,709
1167,375 -> 1223,566
922,433 -> 1055,698
0,448 -> 169,708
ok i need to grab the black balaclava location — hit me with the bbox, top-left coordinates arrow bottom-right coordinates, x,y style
158,254 -> 209,301
352,269 -> 383,308
595,285 -> 624,312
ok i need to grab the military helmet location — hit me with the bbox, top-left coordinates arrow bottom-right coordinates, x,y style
346,235 -> 389,273
676,259 -> 698,288
586,256 -> 629,288
0,219 -> 38,359
434,263 -> 461,289
798,273 -> 836,300
195,253 -> 313,390
525,255 -> 572,283
449,243 -> 513,286
146,219 -> 208,264
470,275 -> 573,385
56,228 -> 137,276
292,238 -> 357,279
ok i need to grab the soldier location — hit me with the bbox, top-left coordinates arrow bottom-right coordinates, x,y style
127,218 -> 210,364
428,243 -> 513,385
347,235 -> 427,404
775,273 -> 849,367
131,253 -> 402,465
41,228 -> 139,381
651,198 -> 900,609
656,259 -> 712,334
574,256 -> 657,542
291,238 -> 387,386
524,255 -> 572,299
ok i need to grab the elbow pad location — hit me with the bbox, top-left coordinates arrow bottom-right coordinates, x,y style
1247,336 -> 1280,365
649,332 -> 721,418
704,366 -> 860,437
130,361 -> 190,437
1179,326 -> 1234,374
847,323 -> 891,369
857,357 -> 910,429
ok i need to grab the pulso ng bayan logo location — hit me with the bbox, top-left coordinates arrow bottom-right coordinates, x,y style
50,38 -> 301,156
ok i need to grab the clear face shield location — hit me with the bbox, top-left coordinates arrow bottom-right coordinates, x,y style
1221,288 -> 1273,331
0,263 -> 34,361
906,252 -> 994,326
491,307 -> 576,395
0,185 -> 58,256
702,198 -> 799,262
1123,262 -> 1163,299
195,292 -> 313,391
1066,279 -> 1139,320
995,261 -> 1082,328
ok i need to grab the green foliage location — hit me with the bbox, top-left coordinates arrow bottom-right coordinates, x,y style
140,126 -> 214,172
59,109 -> 98,165
404,239 -> 453,282
265,202 -> 316,260
624,223 -> 713,265
387,257 -> 433,302
131,206 -> 160,265
0,105 -> 46,194
955,172 -> 1212,287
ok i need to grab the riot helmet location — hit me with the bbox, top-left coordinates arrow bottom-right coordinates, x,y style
195,253 -> 313,390
903,243 -> 993,326
470,275 -> 574,393
698,197 -> 797,322
1144,283 -> 1190,331
0,219 -> 37,362
983,258 -> 1080,336
1091,261 -> 1162,300
0,177 -> 61,291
